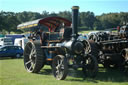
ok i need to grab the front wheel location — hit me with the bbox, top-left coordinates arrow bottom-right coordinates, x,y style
52,55 -> 68,80
82,54 -> 98,78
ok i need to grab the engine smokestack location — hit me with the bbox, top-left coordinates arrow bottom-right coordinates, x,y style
72,6 -> 79,38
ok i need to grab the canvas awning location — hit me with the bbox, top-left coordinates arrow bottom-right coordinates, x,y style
17,17 -> 71,32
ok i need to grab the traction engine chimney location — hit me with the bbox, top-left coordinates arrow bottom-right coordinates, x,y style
72,6 -> 79,39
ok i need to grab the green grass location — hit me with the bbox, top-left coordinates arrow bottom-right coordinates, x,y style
79,31 -> 90,34
0,58 -> 128,85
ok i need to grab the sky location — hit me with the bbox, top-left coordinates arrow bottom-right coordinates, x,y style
0,0 -> 128,15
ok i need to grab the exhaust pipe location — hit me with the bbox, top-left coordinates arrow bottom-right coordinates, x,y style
72,6 -> 79,39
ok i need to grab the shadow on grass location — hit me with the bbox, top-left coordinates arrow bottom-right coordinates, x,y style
39,66 -> 128,83
0,57 -> 23,60
67,67 -> 128,82
96,67 -> 128,82
39,68 -> 52,75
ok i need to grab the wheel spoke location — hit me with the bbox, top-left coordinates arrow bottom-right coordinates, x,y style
32,45 -> 36,53
57,59 -> 60,65
30,47 -> 36,57
61,65 -> 64,70
60,59 -> 63,65
56,70 -> 59,75
56,69 -> 62,79
29,65 -> 33,71
25,60 -> 32,65
31,48 -> 34,53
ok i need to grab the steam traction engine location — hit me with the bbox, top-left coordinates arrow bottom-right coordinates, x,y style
17,6 -> 98,80
89,24 -> 128,74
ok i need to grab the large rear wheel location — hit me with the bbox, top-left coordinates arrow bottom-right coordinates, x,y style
52,55 -> 68,80
24,41 -> 45,73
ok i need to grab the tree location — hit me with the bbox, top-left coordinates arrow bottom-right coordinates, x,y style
41,11 -> 49,18
1,10 -> 128,34
93,20 -> 102,30
80,11 -> 96,30
58,11 -> 71,20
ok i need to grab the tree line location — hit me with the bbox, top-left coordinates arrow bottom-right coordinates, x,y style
0,10 -> 128,34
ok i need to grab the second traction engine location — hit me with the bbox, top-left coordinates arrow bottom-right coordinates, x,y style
89,24 -> 128,74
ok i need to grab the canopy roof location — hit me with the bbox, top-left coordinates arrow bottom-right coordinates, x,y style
17,17 -> 71,32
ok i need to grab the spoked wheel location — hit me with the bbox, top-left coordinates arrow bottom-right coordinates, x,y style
24,41 -> 45,73
52,55 -> 68,80
88,34 -> 98,42
82,54 -> 98,78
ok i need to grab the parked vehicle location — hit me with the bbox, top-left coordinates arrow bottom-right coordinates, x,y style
0,37 -> 13,46
14,38 -> 29,49
0,45 -> 23,58
0,34 -> 5,38
6,34 -> 25,45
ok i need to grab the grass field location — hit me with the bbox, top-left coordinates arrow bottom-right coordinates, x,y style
0,58 -> 128,85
